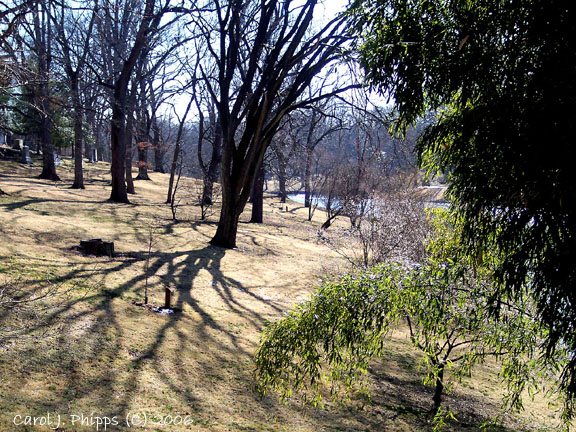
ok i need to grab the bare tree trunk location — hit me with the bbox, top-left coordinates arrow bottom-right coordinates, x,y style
71,76 -> 84,189
304,146 -> 312,207
432,363 -> 445,413
109,96 -> 129,203
167,97 -> 192,204
201,130 -> 222,205
210,190 -> 242,248
135,89 -> 151,180
152,116 -> 165,173
136,142 -> 151,180
166,139 -> 180,203
125,106 -> 136,194
34,1 -> 59,182
205,0 -> 353,248
108,0 -> 157,203
202,178 -> 214,206
38,113 -> 60,181
135,109 -> 151,180
277,151 -> 287,203
250,163 -> 265,223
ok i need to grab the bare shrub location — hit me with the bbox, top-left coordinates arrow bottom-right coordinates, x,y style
319,173 -> 432,268
195,181 -> 221,221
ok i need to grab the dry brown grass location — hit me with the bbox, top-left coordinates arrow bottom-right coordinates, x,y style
0,157 -> 562,431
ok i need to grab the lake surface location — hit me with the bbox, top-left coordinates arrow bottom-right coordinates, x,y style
287,193 -> 329,208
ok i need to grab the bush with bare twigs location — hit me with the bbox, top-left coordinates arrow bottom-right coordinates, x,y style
319,173 -> 432,268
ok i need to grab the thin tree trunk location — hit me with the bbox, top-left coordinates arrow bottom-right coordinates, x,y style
136,142 -> 151,180
166,139 -> 180,203
432,364 -> 445,413
108,0 -> 156,203
71,76 -> 84,189
304,147 -> 312,207
125,109 -> 135,194
250,163 -> 265,223
199,114 -> 222,206
135,92 -> 151,180
167,97 -> 193,204
278,157 -> 287,203
152,116 -> 165,173
135,107 -> 151,181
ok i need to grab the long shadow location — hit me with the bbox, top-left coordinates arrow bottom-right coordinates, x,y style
4,240 -> 290,427
0,198 -> 133,212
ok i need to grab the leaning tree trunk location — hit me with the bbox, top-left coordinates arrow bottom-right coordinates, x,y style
166,134 -> 181,204
167,97 -> 193,204
250,163 -> 265,223
210,146 -> 263,248
71,76 -> 85,189
432,363 -> 445,413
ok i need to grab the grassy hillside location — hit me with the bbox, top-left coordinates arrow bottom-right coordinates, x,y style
0,158 -> 562,431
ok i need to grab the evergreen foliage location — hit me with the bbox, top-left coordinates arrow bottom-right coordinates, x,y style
348,0 -> 576,401
255,210 -> 569,425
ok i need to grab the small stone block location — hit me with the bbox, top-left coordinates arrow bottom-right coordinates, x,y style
80,239 -> 114,257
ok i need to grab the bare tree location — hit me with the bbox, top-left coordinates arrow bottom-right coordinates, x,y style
1,0 -> 61,180
92,0 -> 189,202
197,0 -> 357,248
51,0 -> 97,189
269,116 -> 301,203
319,172 -> 431,268
249,160 -> 266,223
166,97 -> 193,204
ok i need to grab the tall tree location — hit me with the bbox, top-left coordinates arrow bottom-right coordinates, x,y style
198,0 -> 357,248
349,0 -> 576,402
269,117 -> 299,203
93,0 -> 187,202
196,97 -> 222,206
4,0 -> 61,180
51,0 -> 97,189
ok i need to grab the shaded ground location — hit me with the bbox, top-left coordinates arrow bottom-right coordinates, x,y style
0,158 -> 562,431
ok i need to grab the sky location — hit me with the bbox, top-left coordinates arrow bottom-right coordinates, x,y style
316,0 -> 350,21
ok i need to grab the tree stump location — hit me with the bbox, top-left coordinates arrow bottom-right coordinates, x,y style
79,239 -> 114,257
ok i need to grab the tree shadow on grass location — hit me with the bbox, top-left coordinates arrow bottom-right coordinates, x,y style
1,241 -> 294,429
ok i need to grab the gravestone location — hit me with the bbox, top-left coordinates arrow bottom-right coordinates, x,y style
12,138 -> 24,150
79,239 -> 114,257
21,145 -> 32,165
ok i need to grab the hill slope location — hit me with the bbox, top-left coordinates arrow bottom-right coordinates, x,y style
0,159 -> 561,431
